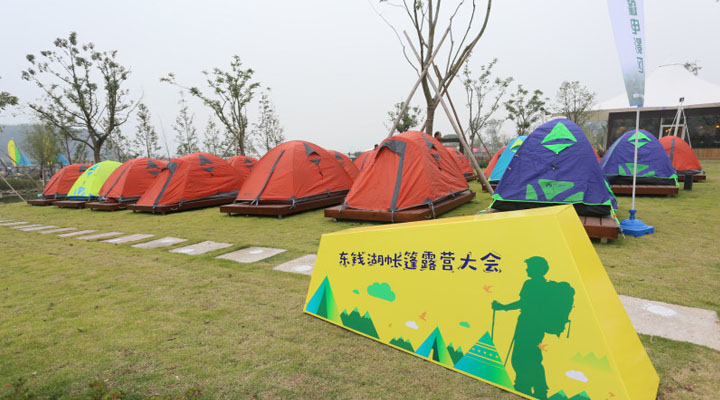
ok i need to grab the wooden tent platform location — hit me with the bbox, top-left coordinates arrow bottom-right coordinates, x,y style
221,194 -> 346,218
678,173 -> 706,182
325,191 -> 475,223
481,183 -> 499,192
464,174 -> 478,182
610,184 -> 678,196
129,196 -> 235,215
54,200 -> 88,208
85,201 -> 130,211
480,208 -> 619,241
27,198 -> 57,206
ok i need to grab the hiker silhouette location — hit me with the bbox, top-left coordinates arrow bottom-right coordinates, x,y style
492,256 -> 575,400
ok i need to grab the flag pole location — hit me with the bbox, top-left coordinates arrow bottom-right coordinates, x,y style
631,105 -> 639,210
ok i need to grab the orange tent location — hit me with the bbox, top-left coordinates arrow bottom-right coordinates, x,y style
98,158 -> 167,203
236,141 -> 354,204
331,150 -> 360,180
445,146 -> 474,177
136,153 -> 243,209
227,155 -> 258,181
353,149 -> 377,171
41,163 -> 91,199
484,145 -> 505,177
344,131 -> 469,212
659,136 -> 702,173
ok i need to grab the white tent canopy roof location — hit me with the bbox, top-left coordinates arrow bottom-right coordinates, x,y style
596,63 -> 720,110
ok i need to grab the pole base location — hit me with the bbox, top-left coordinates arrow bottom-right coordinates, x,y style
620,209 -> 654,237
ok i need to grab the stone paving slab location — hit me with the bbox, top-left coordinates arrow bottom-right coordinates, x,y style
40,227 -> 76,235
19,225 -> 59,232
170,241 -> 232,256
217,246 -> 286,263
0,221 -> 28,226
620,295 -> 720,351
132,237 -> 187,249
272,254 -> 315,275
12,224 -> 43,230
76,232 -> 123,241
57,229 -> 97,238
101,234 -> 154,244
0,219 -> 12,223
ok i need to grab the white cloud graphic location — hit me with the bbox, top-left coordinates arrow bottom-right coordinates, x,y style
405,321 -> 419,330
565,370 -> 588,383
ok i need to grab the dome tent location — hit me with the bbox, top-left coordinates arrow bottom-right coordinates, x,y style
331,150 -> 360,180
353,149 -> 377,171
227,155 -> 257,181
132,153 -> 244,214
658,136 -> 702,175
490,119 -> 618,217
601,130 -> 678,186
28,163 -> 91,205
484,145 -> 506,178
54,161 -> 122,208
85,158 -> 167,211
445,146 -> 475,180
325,131 -> 474,222
221,141 -> 354,217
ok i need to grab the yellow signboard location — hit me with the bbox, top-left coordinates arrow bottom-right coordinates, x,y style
304,206 -> 658,400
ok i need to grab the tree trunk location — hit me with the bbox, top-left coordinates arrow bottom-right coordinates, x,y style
425,102 -> 438,135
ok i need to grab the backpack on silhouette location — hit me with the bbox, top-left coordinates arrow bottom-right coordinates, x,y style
539,280 -> 575,337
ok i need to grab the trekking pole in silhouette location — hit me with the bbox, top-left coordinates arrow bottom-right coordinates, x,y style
504,327 -> 516,367
491,309 -> 496,340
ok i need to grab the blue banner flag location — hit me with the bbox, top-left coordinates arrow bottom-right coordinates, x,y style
607,0 -> 646,107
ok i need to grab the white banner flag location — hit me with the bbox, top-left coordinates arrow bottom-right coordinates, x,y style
608,0 -> 646,107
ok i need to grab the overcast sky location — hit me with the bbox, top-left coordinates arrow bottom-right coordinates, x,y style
1,0 -> 719,156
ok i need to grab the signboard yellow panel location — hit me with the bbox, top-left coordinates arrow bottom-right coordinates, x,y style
304,205 -> 658,399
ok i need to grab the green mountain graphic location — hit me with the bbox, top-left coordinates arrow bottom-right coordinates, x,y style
447,342 -> 464,365
453,331 -> 513,389
389,337 -> 414,352
305,276 -> 340,323
569,391 -> 591,400
570,352 -> 611,372
415,327 -> 454,367
548,391 -> 569,400
340,308 -> 379,339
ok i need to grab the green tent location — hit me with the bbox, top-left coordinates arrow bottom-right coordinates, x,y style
67,160 -> 122,200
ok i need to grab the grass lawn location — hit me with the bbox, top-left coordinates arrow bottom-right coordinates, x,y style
1,161 -> 719,399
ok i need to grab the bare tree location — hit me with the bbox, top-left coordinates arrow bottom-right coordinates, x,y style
0,76 -> 18,133
377,0 -> 493,134
553,80 -> 595,128
386,101 -> 424,133
133,103 -> 162,159
482,118 -> 505,153
504,85 -> 549,136
162,55 -> 260,156
252,90 -> 285,154
202,118 -> 226,156
173,93 -> 200,157
22,32 -> 137,162
463,58 -> 512,153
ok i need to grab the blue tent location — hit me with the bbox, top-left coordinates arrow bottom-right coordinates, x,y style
490,118 -> 618,217
488,136 -> 527,183
601,129 -> 678,186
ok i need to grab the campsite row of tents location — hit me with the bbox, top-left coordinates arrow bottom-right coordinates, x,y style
30,118 -> 703,231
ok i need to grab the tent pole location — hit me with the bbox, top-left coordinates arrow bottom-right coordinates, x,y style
386,27 -> 450,139
403,32 -> 494,194
631,105 -> 639,210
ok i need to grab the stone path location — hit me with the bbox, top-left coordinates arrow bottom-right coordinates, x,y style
76,232 -> 123,240
216,246 -> 286,263
12,224 -> 43,230
273,254 -> 316,275
620,295 -> 720,351
40,227 -> 76,235
19,225 -> 58,232
169,241 -> 232,256
132,237 -> 187,249
0,221 -> 27,226
57,229 -> 97,238
102,234 -> 154,244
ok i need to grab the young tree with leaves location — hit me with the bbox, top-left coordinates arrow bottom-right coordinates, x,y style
386,101 -> 423,133
133,103 -> 162,158
377,0 -> 493,134
203,118 -> 226,157
554,80 -> 596,128
0,76 -> 19,133
504,85 -> 549,136
463,58 -> 512,153
23,123 -> 60,183
162,55 -> 260,156
252,90 -> 285,154
22,32 -> 137,162
173,93 -> 199,157
482,118 -> 505,153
